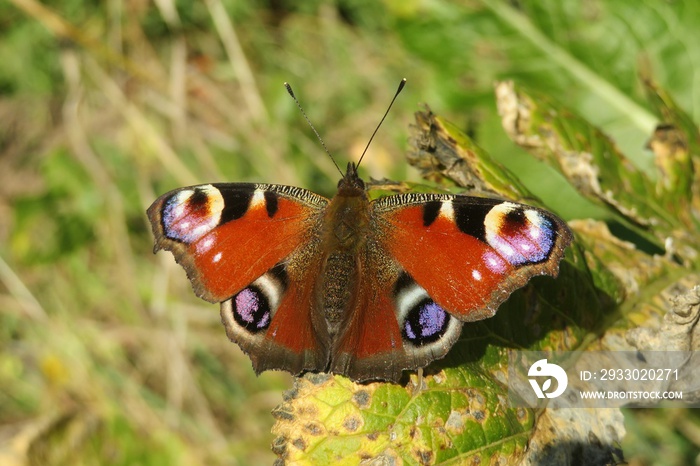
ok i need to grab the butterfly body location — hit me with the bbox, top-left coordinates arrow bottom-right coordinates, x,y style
148,163 -> 572,382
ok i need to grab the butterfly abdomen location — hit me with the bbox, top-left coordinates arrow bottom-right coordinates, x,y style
321,252 -> 356,336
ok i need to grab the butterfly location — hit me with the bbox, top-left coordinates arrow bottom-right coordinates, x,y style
147,82 -> 572,383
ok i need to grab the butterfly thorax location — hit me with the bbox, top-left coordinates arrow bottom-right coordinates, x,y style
319,165 -> 371,339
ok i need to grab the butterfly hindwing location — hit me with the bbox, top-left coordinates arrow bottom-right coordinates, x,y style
330,253 -> 464,381
220,258 -> 330,376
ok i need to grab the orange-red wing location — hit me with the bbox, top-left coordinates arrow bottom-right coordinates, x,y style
147,183 -> 327,302
372,194 -> 572,321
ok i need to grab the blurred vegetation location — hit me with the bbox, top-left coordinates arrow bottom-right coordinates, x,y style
1,0 -> 699,464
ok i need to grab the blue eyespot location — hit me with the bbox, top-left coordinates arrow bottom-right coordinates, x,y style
232,286 -> 271,332
488,209 -> 556,266
403,299 -> 451,345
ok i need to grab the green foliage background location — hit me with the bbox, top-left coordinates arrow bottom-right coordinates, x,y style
1,0 -> 699,464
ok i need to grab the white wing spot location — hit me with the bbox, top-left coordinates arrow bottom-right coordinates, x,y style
484,251 -> 508,274
439,200 -> 455,220
196,235 -> 216,254
500,244 -> 515,256
472,269 -> 482,281
251,189 -> 266,209
213,252 -> 222,263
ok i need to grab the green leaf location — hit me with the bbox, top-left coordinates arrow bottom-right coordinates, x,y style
495,81 -> 680,242
272,373 -> 533,465
406,108 -> 533,201
642,78 -> 700,229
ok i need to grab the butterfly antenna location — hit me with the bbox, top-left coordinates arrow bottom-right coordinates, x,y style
285,82 -> 343,177
357,78 -> 407,168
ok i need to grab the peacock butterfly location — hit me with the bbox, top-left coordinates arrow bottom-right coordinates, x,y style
147,81 -> 572,382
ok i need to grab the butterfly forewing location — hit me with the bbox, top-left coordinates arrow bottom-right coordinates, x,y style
148,183 -> 328,302
371,193 -> 572,321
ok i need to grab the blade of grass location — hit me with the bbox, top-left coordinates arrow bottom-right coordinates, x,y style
84,58 -> 199,185
205,0 -> 268,123
0,253 -> 48,321
483,0 -> 658,133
